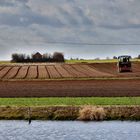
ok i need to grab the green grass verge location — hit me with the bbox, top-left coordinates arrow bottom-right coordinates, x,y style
0,97 -> 140,106
0,61 -> 11,64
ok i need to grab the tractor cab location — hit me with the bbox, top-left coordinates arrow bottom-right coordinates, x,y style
117,55 -> 132,72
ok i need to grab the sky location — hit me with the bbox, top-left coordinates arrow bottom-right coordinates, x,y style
0,0 -> 140,60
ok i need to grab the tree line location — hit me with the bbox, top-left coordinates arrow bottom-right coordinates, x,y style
11,52 -> 65,63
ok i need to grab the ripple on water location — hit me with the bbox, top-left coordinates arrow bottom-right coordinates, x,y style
0,121 -> 139,140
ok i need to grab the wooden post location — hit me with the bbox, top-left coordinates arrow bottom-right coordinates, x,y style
28,107 -> 32,124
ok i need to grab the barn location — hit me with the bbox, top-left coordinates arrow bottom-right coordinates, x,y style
32,52 -> 42,61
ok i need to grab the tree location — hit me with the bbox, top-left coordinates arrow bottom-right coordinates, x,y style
11,52 -> 65,63
11,53 -> 19,62
113,56 -> 118,59
18,54 -> 26,62
52,52 -> 64,62
26,55 -> 31,62
42,53 -> 49,62
11,53 -> 25,62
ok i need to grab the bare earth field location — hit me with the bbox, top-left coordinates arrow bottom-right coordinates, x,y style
0,62 -> 140,97
0,80 -> 140,97
0,62 -> 140,80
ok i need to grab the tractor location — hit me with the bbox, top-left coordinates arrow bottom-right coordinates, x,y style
117,55 -> 132,72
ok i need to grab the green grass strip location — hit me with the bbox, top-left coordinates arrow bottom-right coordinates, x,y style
0,97 -> 140,106
65,59 -> 140,63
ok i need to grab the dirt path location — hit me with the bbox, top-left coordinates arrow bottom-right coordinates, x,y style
0,80 -> 140,97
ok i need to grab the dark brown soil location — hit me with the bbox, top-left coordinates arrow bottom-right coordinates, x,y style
0,80 -> 140,97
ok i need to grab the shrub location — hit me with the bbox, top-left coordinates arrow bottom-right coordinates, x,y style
52,52 -> 64,62
11,53 -> 26,62
78,106 -> 106,121
113,56 -> 118,59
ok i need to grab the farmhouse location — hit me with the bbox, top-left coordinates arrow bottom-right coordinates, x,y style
32,52 -> 42,60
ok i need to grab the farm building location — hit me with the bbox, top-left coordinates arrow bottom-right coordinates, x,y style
32,52 -> 42,60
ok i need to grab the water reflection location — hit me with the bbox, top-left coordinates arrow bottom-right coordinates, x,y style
0,121 -> 140,140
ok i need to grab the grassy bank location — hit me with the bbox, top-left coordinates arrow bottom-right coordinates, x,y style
0,98 -> 140,120
0,106 -> 140,120
0,97 -> 140,106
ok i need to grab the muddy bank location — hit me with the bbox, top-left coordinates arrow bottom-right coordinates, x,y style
0,106 -> 140,120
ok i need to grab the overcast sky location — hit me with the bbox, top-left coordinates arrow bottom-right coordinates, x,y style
0,0 -> 140,60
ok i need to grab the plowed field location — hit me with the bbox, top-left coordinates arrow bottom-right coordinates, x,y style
0,80 -> 140,97
0,62 -> 140,97
0,62 -> 140,80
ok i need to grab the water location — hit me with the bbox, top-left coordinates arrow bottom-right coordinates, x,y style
0,121 -> 139,140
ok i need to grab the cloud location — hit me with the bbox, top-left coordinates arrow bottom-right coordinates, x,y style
0,0 -> 140,60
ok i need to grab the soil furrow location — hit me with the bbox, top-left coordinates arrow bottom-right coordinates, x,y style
16,66 -> 29,79
0,67 -> 12,79
46,65 -> 61,78
26,66 -> 38,79
4,66 -> 21,79
38,65 -> 49,79
55,65 -> 72,78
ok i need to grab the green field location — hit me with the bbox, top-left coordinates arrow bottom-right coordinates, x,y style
65,59 -> 118,63
65,59 -> 140,63
0,97 -> 140,106
0,61 -> 11,64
